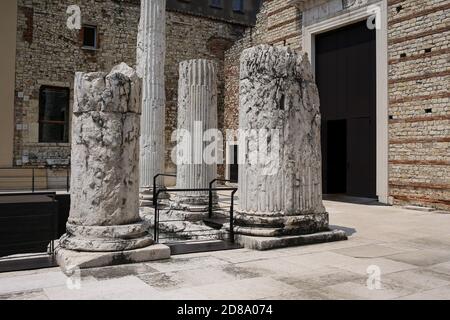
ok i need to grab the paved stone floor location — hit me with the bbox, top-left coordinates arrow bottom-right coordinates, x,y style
1,199 -> 449,300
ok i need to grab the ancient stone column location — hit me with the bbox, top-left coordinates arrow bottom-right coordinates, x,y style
236,45 -> 329,237
137,0 -> 167,206
59,63 -> 154,252
174,59 -> 218,207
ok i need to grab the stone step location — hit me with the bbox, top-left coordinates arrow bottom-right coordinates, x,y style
203,216 -> 229,230
166,240 -> 242,255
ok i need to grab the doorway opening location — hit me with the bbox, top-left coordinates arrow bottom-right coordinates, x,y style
316,20 -> 377,199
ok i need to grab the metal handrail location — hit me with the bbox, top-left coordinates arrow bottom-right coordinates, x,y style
154,187 -> 238,244
152,173 -> 177,207
208,178 -> 237,218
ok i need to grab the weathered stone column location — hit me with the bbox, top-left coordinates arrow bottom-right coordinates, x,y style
174,59 -> 218,207
57,63 -> 170,270
137,0 -> 167,206
236,45 -> 329,238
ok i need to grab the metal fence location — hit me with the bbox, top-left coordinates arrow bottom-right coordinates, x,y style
153,174 -> 238,245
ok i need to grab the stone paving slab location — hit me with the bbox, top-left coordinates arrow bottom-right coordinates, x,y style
387,249 -> 450,267
332,244 -> 406,258
44,276 -> 159,300
187,277 -> 299,300
396,285 -> 450,300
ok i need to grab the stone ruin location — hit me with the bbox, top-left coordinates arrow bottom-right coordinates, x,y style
140,59 -> 223,242
233,45 -> 347,249
237,45 -> 328,236
56,63 -> 170,271
137,0 -> 167,207
56,2 -> 347,271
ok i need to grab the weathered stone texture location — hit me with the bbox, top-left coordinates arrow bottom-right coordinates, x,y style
236,45 -> 328,237
61,63 -> 153,252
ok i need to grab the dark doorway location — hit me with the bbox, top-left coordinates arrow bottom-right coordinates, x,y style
325,120 -> 347,194
316,20 -> 377,198
229,145 -> 239,183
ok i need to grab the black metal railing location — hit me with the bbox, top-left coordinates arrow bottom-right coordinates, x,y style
208,178 -> 237,218
152,173 -> 177,207
154,187 -> 238,244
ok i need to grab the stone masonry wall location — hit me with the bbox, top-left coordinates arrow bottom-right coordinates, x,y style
224,0 -> 450,210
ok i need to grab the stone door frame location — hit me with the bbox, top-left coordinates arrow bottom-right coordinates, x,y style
302,0 -> 389,204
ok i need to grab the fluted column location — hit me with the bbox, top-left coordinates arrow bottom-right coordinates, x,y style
174,59 -> 218,206
137,0 -> 166,206
236,45 -> 328,237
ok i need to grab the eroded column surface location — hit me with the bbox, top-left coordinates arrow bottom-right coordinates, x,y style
236,45 -> 328,237
174,59 -> 218,206
60,63 -> 153,252
137,0 -> 166,205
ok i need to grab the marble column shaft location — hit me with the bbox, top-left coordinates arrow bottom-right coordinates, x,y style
137,0 -> 166,198
236,45 -> 328,237
175,59 -> 218,205
60,63 -> 153,252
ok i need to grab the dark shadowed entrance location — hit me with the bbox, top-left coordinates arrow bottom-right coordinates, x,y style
316,20 -> 377,199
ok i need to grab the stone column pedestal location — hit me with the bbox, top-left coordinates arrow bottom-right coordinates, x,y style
171,59 -> 219,212
56,63 -> 170,271
233,45 -> 347,249
137,0 -> 167,207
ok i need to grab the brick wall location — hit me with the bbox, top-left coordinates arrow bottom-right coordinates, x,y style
224,0 -> 450,210
387,0 -> 450,210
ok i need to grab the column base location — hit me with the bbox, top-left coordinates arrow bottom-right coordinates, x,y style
56,244 -> 171,272
234,211 -> 330,237
60,222 -> 154,252
139,188 -> 170,207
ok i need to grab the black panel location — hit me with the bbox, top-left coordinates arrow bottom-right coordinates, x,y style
0,194 -> 59,257
325,120 -> 347,194
229,145 -> 239,183
316,20 -> 377,199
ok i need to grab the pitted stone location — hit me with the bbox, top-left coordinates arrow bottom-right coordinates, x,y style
60,63 -> 155,253
237,45 -> 328,237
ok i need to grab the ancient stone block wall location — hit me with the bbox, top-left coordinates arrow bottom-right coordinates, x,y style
14,0 -> 243,175
224,0 -> 450,210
